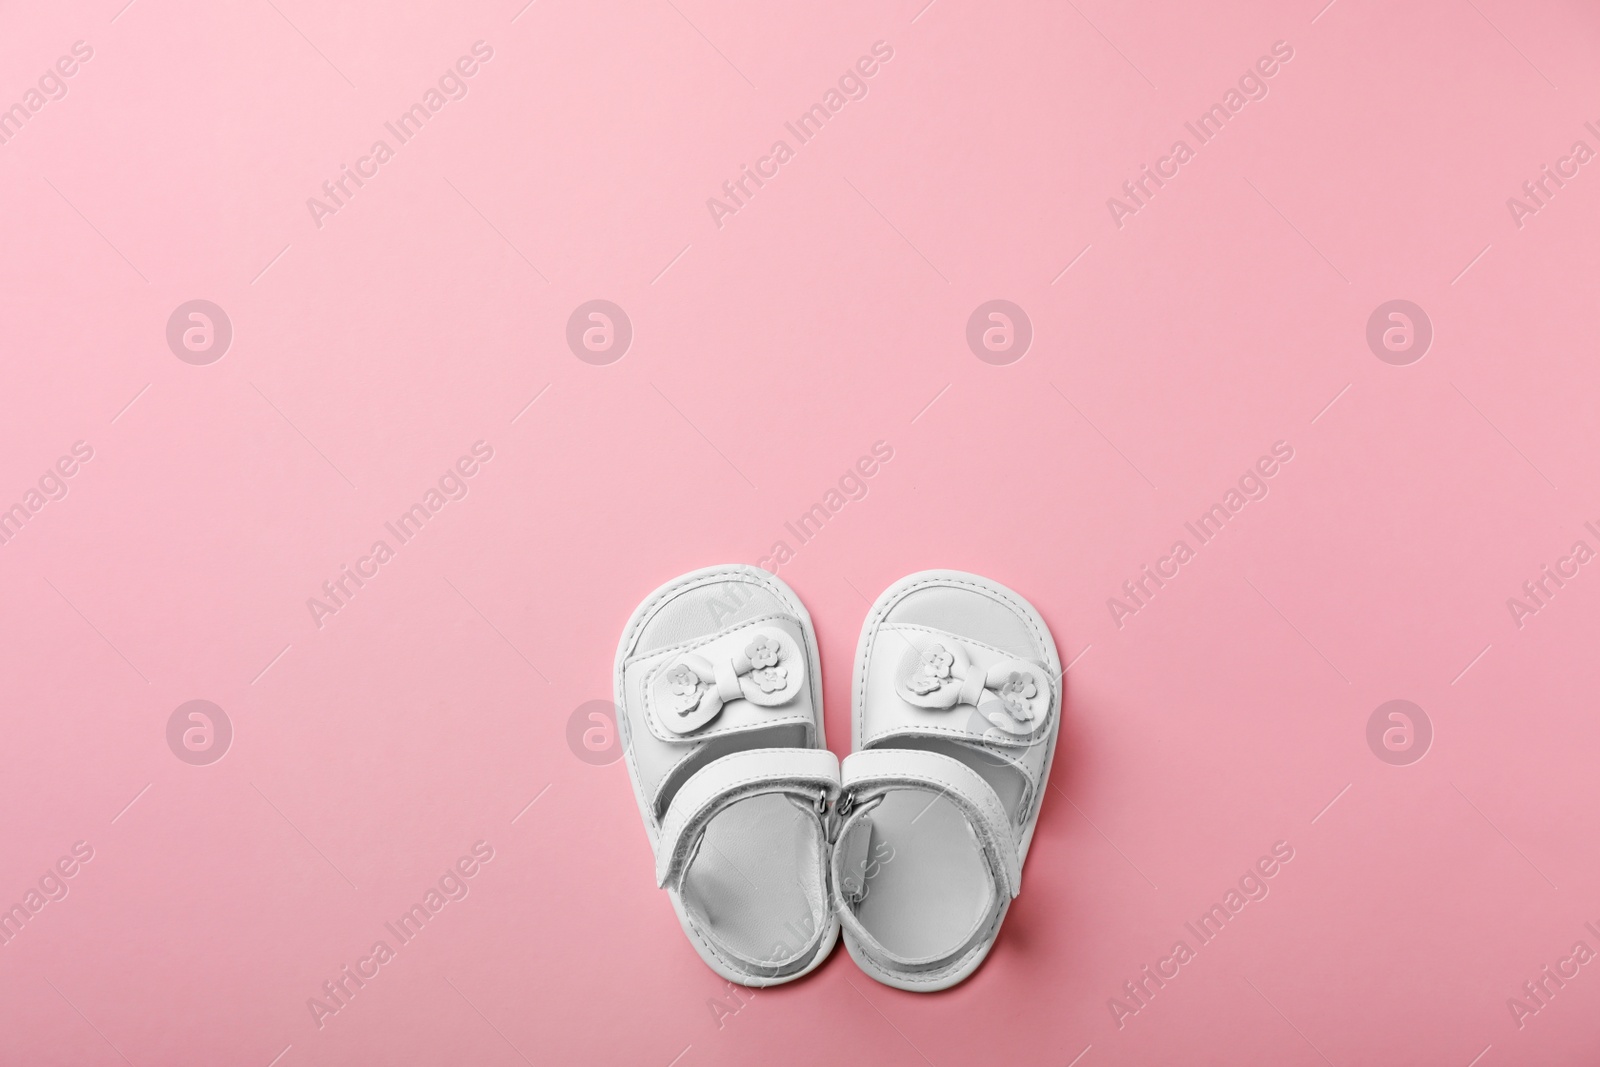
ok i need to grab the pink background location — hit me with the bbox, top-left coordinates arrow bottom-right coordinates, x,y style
3,0 -> 1600,1063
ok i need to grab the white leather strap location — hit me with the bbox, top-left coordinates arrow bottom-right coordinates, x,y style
839,749 -> 1021,896
864,624 -> 1054,751
831,749 -> 1019,972
655,748 -> 840,889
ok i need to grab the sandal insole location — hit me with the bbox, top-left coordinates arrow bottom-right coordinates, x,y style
852,790 -> 994,960
681,793 -> 825,965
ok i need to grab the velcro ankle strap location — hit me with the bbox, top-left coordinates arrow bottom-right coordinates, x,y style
655,748 -> 840,889
839,749 -> 1021,897
831,749 -> 1020,974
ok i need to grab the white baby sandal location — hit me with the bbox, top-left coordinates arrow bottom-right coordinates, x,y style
614,565 -> 840,986
836,570 -> 1062,991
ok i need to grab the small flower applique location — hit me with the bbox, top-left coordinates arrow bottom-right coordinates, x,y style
665,663 -> 702,714
908,644 -> 955,695
745,635 -> 781,669
752,665 -> 787,693
998,671 -> 1038,720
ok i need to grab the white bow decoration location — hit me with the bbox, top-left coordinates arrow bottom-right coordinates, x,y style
897,641 -> 1050,736
653,632 -> 803,735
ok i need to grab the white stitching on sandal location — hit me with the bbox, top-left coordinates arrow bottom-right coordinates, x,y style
615,565 -> 842,987
837,569 -> 1063,991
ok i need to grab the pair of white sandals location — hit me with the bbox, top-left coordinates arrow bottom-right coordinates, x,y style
614,566 -> 1061,991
